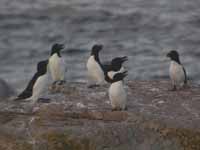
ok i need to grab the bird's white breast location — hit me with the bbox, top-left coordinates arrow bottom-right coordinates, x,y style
169,61 -> 185,86
109,81 -> 127,110
29,73 -> 49,103
86,56 -> 105,83
49,54 -> 65,81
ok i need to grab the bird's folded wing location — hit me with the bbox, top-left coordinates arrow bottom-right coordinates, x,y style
15,73 -> 39,100
183,66 -> 187,84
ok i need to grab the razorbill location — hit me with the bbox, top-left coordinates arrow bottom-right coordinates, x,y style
104,56 -> 128,83
167,50 -> 187,91
109,71 -> 128,111
86,44 -> 105,86
15,60 -> 49,102
49,43 -> 66,85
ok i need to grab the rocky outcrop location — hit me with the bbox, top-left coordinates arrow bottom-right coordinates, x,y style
0,80 -> 199,150
0,79 -> 15,99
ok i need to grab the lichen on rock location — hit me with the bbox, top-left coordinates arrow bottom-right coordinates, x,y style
0,80 -> 199,150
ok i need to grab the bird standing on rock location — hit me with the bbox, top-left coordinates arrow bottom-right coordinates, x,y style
49,43 -> 66,85
86,44 -> 105,87
166,50 -> 187,91
15,60 -> 50,103
109,71 -> 128,111
86,44 -> 128,87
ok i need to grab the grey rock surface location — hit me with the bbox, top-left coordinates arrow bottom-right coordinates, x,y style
0,80 -> 199,150
0,79 -> 15,99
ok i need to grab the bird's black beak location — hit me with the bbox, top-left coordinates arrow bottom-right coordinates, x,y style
98,45 -> 103,51
166,52 -> 171,58
91,44 -> 103,52
121,56 -> 128,63
59,44 -> 65,50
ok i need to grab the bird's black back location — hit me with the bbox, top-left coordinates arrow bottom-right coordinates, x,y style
90,44 -> 103,64
183,67 -> 187,85
15,72 -> 39,100
15,60 -> 48,100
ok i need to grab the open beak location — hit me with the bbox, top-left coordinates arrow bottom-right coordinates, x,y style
58,44 -> 65,51
98,45 -> 103,51
61,44 -> 65,49
166,53 -> 170,58
121,56 -> 128,63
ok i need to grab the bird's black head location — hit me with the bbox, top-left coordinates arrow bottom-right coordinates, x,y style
90,44 -> 103,56
111,71 -> 128,83
51,43 -> 64,57
111,56 -> 128,71
166,50 -> 181,64
37,60 -> 48,74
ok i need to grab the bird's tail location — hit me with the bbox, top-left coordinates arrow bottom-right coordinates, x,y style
13,97 -> 23,101
13,94 -> 31,101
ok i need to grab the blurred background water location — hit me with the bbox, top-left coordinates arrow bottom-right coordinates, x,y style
0,0 -> 200,92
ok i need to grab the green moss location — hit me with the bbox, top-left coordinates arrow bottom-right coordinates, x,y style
159,127 -> 200,150
43,132 -> 96,150
141,119 -> 200,150
14,142 -> 33,150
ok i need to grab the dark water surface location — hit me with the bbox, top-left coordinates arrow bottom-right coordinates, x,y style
0,0 -> 200,91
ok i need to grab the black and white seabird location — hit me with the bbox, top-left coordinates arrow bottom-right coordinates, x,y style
49,43 -> 66,85
166,50 -> 187,91
15,60 -> 49,102
109,71 -> 128,111
86,44 -> 105,86
104,56 -> 128,83
87,44 -> 128,87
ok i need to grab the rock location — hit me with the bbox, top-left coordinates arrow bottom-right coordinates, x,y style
0,79 -> 15,99
0,80 -> 200,150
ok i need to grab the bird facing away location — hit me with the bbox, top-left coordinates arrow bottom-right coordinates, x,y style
49,43 -> 66,85
166,50 -> 187,91
108,71 -> 128,111
15,60 -> 49,103
104,56 -> 128,83
86,44 -> 105,86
